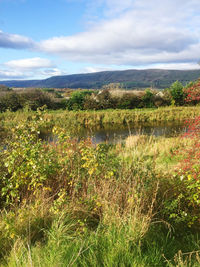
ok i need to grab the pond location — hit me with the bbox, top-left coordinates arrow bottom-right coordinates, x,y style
56,122 -> 186,144
1,122 -> 186,146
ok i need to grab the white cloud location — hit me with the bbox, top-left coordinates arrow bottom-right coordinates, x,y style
80,66 -> 114,73
1,0 -> 200,80
5,57 -> 54,69
150,62 -> 200,70
87,0 -> 136,18
40,68 -> 68,77
0,69 -> 28,79
0,30 -> 35,49
39,0 -> 200,67
40,18 -> 196,55
0,58 -> 66,80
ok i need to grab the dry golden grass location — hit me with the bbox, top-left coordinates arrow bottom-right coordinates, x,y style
125,134 -> 148,148
122,134 -> 194,174
109,89 -> 146,98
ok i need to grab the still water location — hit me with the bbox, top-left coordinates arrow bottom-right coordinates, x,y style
73,122 -> 185,144
0,122 -> 186,147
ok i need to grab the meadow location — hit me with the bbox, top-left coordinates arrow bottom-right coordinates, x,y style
0,107 -> 200,266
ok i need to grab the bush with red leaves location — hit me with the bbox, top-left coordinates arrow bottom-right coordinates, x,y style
184,80 -> 200,105
179,116 -> 200,180
162,117 -> 200,227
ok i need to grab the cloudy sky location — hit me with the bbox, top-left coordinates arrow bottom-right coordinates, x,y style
0,0 -> 200,80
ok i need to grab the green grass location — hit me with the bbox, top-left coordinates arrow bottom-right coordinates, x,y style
1,106 -> 200,141
2,210 -> 200,267
1,106 -> 200,127
1,108 -> 200,266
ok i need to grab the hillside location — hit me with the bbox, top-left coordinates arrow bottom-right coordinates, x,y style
1,69 -> 200,89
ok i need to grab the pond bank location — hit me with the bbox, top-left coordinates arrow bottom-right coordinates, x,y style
0,106 -> 199,140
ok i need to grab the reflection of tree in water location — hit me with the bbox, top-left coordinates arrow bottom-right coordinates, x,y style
41,122 -> 184,145
89,122 -> 184,144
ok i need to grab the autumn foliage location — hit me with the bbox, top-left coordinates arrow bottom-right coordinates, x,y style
171,116 -> 200,226
184,79 -> 200,105
179,117 -> 200,179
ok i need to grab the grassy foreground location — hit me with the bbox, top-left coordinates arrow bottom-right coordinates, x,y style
0,108 -> 200,266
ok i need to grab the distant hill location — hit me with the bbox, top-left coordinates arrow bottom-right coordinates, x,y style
1,69 -> 200,89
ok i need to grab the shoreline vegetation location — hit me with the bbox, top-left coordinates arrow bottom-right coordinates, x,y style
0,79 -> 200,113
1,77 -> 200,265
1,107 -> 200,142
1,106 -> 200,127
0,107 -> 200,266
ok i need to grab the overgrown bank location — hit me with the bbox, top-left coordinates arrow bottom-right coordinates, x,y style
1,106 -> 200,133
1,78 -> 200,113
0,110 -> 200,266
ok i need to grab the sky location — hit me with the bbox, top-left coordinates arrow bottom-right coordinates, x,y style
0,0 -> 200,80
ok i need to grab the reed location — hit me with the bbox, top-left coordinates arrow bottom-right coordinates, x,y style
1,106 -> 200,131
0,108 -> 200,266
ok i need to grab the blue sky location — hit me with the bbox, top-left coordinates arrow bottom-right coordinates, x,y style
0,0 -> 200,80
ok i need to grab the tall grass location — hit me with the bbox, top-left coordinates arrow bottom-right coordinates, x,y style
1,106 -> 200,129
1,109 -> 200,266
1,106 -> 200,142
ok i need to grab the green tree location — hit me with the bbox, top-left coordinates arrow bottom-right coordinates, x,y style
67,90 -> 93,110
169,81 -> 185,106
142,89 -> 155,108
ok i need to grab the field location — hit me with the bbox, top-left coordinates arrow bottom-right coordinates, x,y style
0,107 -> 200,266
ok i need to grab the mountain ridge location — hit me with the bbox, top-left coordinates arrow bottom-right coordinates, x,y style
1,69 -> 200,89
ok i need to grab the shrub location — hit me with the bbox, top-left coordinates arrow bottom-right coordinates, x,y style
67,90 -> 93,110
95,90 -> 115,109
54,91 -> 63,98
53,99 -> 68,109
162,116 -> 200,228
0,109 -> 121,206
114,93 -> 141,109
0,109 -> 59,205
141,89 -> 155,108
0,92 -> 22,112
19,89 -> 55,110
184,79 -> 200,105
83,95 -> 100,110
0,89 -> 57,112
0,85 -> 12,92
169,81 -> 185,106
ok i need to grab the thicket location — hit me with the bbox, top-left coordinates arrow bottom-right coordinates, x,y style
66,79 -> 200,111
0,85 -> 11,92
66,90 -> 94,110
1,109 -> 200,265
1,78 -> 200,113
184,79 -> 200,105
0,89 -> 67,112
165,116 -> 200,227
66,88 -> 170,111
168,81 -> 185,106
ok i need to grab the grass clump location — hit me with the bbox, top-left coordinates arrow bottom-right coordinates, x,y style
0,109 -> 200,266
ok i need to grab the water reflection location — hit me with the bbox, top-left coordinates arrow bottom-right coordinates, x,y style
36,122 -> 186,145
77,122 -> 185,144
0,122 -> 186,147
